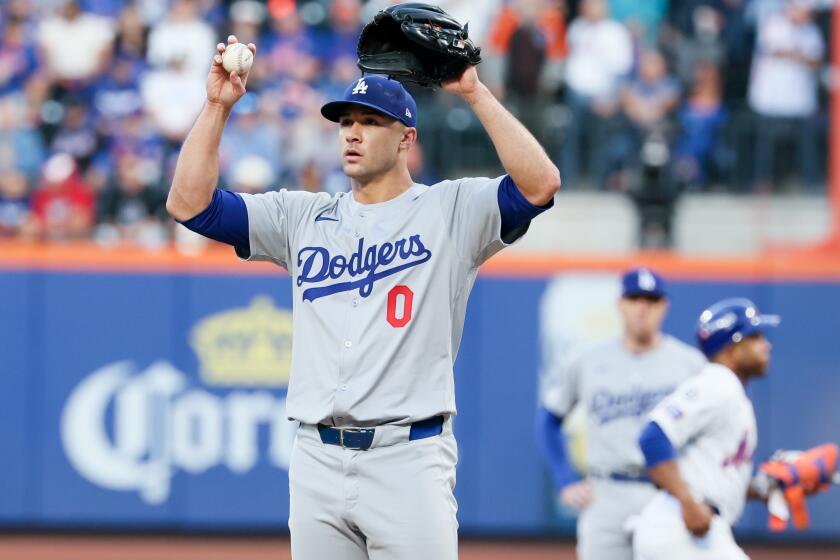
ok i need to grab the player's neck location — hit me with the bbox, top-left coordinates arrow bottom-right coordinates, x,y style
623,331 -> 662,354
350,167 -> 414,205
715,357 -> 752,386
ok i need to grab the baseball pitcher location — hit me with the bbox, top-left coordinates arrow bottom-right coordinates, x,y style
165,11 -> 558,560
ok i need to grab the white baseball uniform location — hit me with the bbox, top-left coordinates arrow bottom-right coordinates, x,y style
238,176 -> 534,559
633,363 -> 757,560
543,336 -> 706,560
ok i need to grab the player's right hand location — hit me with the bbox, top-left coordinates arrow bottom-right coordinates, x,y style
207,35 -> 256,111
559,480 -> 594,511
681,499 -> 713,536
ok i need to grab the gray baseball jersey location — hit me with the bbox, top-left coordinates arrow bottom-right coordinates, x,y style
543,335 -> 706,474
239,176 -> 517,426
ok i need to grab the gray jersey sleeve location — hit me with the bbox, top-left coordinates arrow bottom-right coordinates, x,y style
436,176 -> 511,267
238,190 -> 325,269
542,347 -> 583,417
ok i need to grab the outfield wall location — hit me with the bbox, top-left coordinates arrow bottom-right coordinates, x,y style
1,245 -> 838,540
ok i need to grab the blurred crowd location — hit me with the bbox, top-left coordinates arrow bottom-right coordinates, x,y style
517,0 -> 831,198
0,0 -> 833,246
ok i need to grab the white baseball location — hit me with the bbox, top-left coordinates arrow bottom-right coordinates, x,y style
222,42 -> 253,76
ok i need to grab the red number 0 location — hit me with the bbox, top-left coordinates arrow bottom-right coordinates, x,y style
387,285 -> 414,328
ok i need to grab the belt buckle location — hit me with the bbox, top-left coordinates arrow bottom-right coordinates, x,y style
339,427 -> 362,449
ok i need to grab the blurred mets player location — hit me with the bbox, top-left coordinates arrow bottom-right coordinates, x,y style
634,298 -> 780,560
165,37 -> 559,559
537,267 -> 706,560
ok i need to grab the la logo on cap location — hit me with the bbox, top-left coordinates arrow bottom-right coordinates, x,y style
352,78 -> 368,95
638,269 -> 656,290
405,108 -> 412,118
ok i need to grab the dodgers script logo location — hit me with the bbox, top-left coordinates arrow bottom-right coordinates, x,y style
590,385 -> 676,425
297,235 -> 432,302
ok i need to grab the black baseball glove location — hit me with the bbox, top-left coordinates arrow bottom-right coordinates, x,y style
357,3 -> 482,88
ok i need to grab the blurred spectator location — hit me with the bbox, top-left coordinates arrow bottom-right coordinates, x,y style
146,0 -> 215,77
220,93 -> 284,188
113,3 -> 149,61
561,0 -> 633,187
229,0 -> 266,46
0,0 -> 828,246
616,50 -> 681,243
286,95 -> 347,194
36,0 -> 115,89
673,63 -> 728,190
95,151 -> 167,246
748,1 -> 824,192
93,57 -> 144,130
49,97 -> 103,171
1,0 -> 39,26
620,50 -> 680,153
320,55 -> 364,97
140,54 -> 205,144
670,4 -> 727,88
95,109 -> 166,189
0,95 -> 47,179
322,0 -> 364,64
0,171 -> 31,237
261,6 -> 321,85
0,17 -> 38,96
133,0 -> 170,26
487,0 -> 566,135
29,153 -> 96,239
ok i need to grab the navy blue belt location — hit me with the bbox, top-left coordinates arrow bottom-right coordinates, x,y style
591,469 -> 651,483
317,415 -> 444,450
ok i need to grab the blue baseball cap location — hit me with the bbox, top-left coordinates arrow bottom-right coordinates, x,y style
621,267 -> 667,298
696,298 -> 780,358
321,75 -> 417,128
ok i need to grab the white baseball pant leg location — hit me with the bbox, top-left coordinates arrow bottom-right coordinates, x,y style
289,423 -> 458,560
633,492 -> 750,560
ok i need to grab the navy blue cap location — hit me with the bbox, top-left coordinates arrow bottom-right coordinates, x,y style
621,267 -> 667,298
321,75 -> 417,128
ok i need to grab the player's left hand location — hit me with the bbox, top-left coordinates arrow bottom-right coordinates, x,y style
442,65 -> 481,99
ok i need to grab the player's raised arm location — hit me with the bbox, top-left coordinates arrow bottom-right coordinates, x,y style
442,67 -> 560,207
166,36 -> 256,222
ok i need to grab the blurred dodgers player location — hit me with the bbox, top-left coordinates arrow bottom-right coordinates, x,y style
537,267 -> 706,560
634,298 -> 780,560
165,36 -> 559,559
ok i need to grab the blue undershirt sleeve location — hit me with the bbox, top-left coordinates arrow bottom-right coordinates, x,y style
535,406 -> 579,490
639,420 -> 677,468
179,189 -> 250,257
497,175 -> 554,242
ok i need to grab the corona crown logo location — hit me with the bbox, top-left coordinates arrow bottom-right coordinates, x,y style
190,297 -> 293,387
